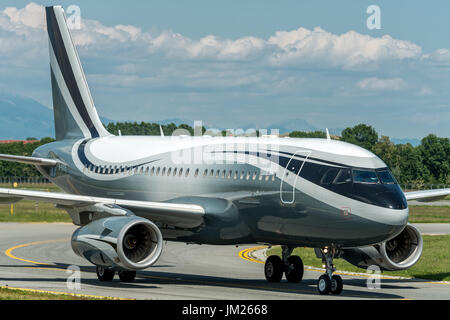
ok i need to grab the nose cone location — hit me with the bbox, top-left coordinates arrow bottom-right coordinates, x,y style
378,185 -> 408,210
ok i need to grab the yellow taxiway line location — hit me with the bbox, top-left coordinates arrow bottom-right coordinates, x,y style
238,246 -> 450,285
3,239 -> 130,300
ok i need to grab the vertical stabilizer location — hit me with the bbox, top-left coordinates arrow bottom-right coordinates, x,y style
46,6 -> 110,140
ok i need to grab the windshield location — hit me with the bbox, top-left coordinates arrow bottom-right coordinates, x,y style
352,169 -> 379,184
377,170 -> 396,184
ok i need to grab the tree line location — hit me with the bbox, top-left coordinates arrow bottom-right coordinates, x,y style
0,122 -> 448,185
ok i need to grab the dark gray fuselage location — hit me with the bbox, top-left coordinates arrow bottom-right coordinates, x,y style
33,136 -> 409,249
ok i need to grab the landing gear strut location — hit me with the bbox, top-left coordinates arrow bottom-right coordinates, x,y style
264,246 -> 304,283
317,247 -> 343,295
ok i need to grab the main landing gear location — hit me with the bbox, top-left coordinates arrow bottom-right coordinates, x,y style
317,247 -> 343,295
96,266 -> 137,282
264,246 -> 304,283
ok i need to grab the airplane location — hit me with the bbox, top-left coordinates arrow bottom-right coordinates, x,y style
0,5 -> 449,295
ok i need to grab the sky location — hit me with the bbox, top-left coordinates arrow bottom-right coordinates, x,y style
0,1 -> 449,139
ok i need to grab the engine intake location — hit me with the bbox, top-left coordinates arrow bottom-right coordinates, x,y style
342,224 -> 423,271
71,216 -> 163,270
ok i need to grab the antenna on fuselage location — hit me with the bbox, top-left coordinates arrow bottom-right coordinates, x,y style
159,125 -> 165,137
326,128 -> 331,143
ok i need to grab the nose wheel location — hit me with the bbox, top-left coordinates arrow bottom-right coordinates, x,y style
317,247 -> 343,295
264,246 -> 304,283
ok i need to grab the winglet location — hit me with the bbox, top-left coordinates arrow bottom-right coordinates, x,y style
159,126 -> 164,137
326,128 -> 331,143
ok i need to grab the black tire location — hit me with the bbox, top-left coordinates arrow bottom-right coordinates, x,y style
317,274 -> 331,295
330,275 -> 343,295
264,255 -> 283,282
118,270 -> 137,282
96,266 -> 115,282
285,255 -> 304,283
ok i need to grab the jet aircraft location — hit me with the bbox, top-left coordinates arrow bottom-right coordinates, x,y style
0,6 -> 449,295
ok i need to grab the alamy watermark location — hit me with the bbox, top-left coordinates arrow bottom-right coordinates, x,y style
367,5 -> 381,30
66,5 -> 81,30
366,265 -> 382,289
66,265 -> 81,290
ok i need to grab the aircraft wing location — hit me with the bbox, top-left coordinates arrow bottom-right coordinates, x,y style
404,188 -> 450,202
0,154 -> 58,166
0,188 -> 205,228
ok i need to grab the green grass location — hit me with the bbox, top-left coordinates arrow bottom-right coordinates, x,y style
267,235 -> 450,281
0,183 -> 71,223
408,205 -> 450,223
0,286 -> 109,300
0,201 -> 71,223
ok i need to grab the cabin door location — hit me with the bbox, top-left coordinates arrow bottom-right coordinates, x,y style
280,149 -> 311,204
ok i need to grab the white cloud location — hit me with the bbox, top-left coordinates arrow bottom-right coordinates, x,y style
2,2 -> 45,31
421,48 -> 450,66
356,77 -> 408,91
0,2 -> 424,68
267,27 -> 421,69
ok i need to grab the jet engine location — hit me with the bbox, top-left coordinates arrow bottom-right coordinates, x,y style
341,224 -> 423,271
71,216 -> 163,270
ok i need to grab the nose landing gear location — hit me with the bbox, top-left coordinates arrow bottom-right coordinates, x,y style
317,247 -> 343,295
264,246 -> 304,283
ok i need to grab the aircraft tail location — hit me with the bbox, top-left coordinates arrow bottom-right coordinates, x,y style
45,6 -> 110,140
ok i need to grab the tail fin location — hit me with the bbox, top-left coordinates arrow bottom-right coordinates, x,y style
45,6 -> 110,140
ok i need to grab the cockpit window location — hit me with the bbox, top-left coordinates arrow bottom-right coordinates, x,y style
333,168 -> 352,184
377,170 -> 396,184
320,168 -> 339,184
352,169 -> 379,184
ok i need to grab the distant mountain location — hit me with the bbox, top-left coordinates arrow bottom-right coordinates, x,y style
0,93 -> 114,140
0,93 -> 54,139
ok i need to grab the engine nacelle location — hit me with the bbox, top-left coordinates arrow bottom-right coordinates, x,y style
341,224 -> 423,271
71,216 -> 163,270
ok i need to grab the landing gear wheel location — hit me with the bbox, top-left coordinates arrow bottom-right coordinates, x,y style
264,255 -> 283,282
96,266 -> 115,282
118,270 -> 136,282
317,274 -> 331,295
284,255 -> 304,283
330,275 -> 343,295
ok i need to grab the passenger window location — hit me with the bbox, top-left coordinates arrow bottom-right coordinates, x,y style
185,168 -> 190,177
333,169 -> 352,184
173,168 -> 178,176
167,168 -> 171,176
156,167 -> 160,176
320,168 -> 340,185
179,168 -> 183,176
161,167 -> 166,175
352,169 -> 379,184
194,169 -> 199,177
